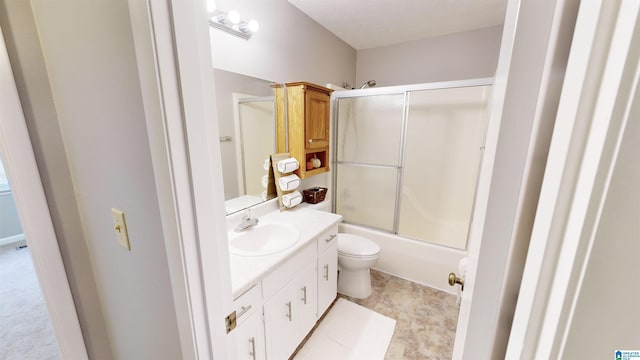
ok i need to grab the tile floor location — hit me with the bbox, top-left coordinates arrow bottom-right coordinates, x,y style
339,270 -> 460,359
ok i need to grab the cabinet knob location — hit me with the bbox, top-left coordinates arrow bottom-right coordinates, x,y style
308,139 -> 313,143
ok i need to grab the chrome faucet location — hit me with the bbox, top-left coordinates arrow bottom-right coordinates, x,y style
235,209 -> 259,232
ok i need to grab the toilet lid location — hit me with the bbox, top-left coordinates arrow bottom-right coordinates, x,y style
338,234 -> 380,257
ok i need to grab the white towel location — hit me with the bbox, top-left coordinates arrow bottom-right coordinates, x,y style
277,158 -> 299,173
263,158 -> 271,171
261,190 -> 268,201
282,191 -> 303,208
261,175 -> 269,189
278,174 -> 300,191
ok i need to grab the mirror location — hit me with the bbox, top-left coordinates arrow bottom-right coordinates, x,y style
213,69 -> 278,214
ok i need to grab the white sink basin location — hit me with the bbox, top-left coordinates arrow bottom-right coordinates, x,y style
229,222 -> 300,257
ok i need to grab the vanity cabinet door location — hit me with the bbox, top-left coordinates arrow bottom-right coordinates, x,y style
264,283 -> 297,360
234,312 -> 265,360
264,264 -> 319,359
317,241 -> 338,317
293,264 -> 318,346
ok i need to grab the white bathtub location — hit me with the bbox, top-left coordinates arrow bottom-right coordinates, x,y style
339,223 -> 466,294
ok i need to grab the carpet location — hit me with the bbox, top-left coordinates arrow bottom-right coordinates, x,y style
294,298 -> 397,360
0,242 -> 61,360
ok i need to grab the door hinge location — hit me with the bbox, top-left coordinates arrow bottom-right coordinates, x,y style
225,310 -> 237,333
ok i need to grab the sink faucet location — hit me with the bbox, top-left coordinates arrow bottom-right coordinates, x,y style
235,209 -> 259,232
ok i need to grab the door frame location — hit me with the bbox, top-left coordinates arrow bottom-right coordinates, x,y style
127,0 -> 235,358
506,0 -> 640,357
0,27 -> 87,359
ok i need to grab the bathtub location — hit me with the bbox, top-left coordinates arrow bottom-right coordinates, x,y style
338,223 -> 466,294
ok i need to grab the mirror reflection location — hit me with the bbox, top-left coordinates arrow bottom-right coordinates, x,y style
213,69 -> 277,214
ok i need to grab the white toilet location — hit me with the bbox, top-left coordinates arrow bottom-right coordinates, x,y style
337,233 -> 381,299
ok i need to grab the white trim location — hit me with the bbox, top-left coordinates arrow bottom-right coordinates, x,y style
540,1 -> 640,356
331,77 -> 494,99
129,1 -> 236,359
0,27 -> 88,359
507,0 -> 640,358
0,233 -> 25,247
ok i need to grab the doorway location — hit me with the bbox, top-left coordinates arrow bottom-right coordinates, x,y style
0,157 -> 61,359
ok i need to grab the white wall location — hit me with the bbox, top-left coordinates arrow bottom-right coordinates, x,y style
5,0 -> 182,358
562,80 -> 640,359
356,26 -> 503,87
211,0 -> 357,87
0,1 -> 112,357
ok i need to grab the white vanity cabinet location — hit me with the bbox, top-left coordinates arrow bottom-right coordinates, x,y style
263,243 -> 318,360
228,213 -> 341,360
317,229 -> 338,317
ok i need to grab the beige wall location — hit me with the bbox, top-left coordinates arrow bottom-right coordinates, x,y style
0,0 -> 182,358
356,26 -> 503,87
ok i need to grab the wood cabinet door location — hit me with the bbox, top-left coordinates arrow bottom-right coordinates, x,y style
317,241 -> 338,317
304,90 -> 330,149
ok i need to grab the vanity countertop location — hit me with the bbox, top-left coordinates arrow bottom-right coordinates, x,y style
228,207 -> 342,298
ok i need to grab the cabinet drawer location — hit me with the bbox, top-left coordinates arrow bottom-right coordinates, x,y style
262,243 -> 316,300
317,225 -> 338,254
233,283 -> 261,326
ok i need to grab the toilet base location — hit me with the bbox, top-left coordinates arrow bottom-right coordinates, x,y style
337,267 -> 372,299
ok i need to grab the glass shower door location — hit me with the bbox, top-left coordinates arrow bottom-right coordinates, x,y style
397,86 -> 490,249
335,94 -> 405,232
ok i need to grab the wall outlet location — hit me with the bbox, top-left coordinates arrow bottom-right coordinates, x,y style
111,208 -> 131,251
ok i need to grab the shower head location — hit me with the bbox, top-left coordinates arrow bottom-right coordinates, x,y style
359,80 -> 376,89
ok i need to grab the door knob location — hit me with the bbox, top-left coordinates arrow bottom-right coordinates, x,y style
448,272 -> 464,291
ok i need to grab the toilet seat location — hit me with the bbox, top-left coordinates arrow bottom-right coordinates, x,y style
338,234 -> 380,258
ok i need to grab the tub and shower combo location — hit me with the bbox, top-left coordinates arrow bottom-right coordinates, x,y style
331,79 -> 492,293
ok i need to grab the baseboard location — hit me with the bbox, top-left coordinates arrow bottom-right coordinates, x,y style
0,233 -> 25,247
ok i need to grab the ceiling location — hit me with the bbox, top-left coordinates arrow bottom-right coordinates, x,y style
288,0 -> 507,50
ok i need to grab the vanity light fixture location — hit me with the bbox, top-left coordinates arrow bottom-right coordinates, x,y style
209,9 -> 259,40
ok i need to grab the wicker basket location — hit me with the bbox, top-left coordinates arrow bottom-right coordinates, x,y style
302,187 -> 327,204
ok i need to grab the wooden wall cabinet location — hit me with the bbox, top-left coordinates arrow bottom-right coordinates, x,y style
273,82 -> 334,179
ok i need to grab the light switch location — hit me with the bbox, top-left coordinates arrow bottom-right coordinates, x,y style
111,208 -> 131,250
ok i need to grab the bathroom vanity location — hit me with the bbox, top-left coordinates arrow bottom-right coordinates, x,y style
227,207 -> 342,360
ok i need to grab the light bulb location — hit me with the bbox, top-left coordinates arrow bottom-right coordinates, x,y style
247,19 -> 259,33
227,10 -> 240,24
206,0 -> 216,12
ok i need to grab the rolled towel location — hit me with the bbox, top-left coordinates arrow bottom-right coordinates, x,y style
261,190 -> 268,201
261,175 -> 269,189
282,191 -> 303,208
278,174 -> 300,191
277,158 -> 299,173
263,158 -> 271,171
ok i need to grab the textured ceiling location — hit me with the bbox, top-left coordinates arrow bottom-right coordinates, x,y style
288,0 -> 507,50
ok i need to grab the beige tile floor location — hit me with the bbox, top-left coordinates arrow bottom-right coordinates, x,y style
339,270 -> 460,359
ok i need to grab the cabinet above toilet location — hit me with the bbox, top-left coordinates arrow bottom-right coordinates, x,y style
272,82 -> 334,179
